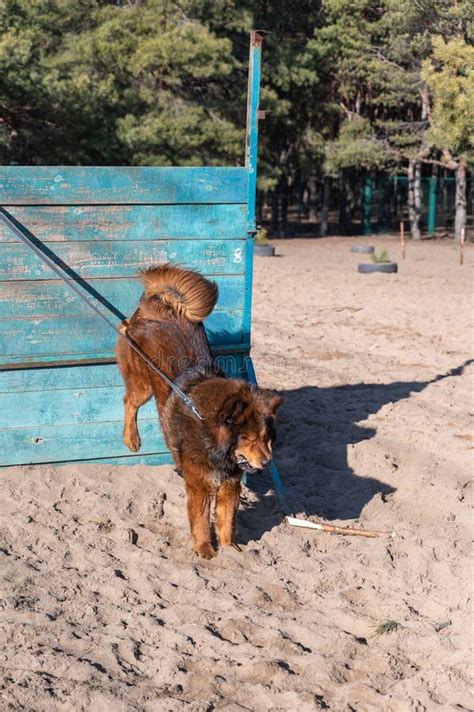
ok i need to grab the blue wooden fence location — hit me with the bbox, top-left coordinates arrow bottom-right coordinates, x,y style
0,33 -> 263,467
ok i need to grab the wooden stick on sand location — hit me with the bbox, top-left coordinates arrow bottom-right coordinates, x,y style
400,221 -> 405,260
286,516 -> 394,539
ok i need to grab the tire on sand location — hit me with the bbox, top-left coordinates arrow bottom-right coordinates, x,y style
254,244 -> 275,257
358,262 -> 398,274
351,244 -> 375,254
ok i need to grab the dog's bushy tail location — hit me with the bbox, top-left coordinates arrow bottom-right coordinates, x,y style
139,264 -> 218,323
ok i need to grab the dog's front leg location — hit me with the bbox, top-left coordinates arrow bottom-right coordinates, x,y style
215,478 -> 241,550
184,472 -> 217,560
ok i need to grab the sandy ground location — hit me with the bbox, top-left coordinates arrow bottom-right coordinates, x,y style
1,236 -> 473,711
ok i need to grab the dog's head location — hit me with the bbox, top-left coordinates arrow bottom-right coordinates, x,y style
215,383 -> 282,473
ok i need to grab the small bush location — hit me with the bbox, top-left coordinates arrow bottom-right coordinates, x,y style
255,227 -> 270,246
375,620 -> 400,636
372,249 -> 390,264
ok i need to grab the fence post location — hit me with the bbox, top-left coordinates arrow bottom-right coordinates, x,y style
243,31 -> 263,347
245,31 -> 262,233
363,174 -> 372,235
428,175 -> 437,235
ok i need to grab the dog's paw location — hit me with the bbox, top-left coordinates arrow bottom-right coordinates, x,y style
124,431 -> 141,452
196,542 -> 218,560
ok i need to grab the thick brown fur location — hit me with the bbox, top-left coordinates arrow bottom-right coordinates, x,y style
139,264 -> 218,323
116,264 -> 282,559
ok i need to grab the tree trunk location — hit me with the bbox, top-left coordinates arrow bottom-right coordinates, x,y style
320,176 -> 330,237
346,168 -> 357,225
294,171 -> 304,225
470,167 -> 474,224
408,159 -> 422,240
414,162 -> 422,238
308,173 -> 318,222
338,170 -> 352,235
441,169 -> 449,227
427,163 -> 438,236
394,175 -> 401,226
280,173 -> 289,234
454,158 -> 466,241
256,190 -> 264,225
270,187 -> 279,235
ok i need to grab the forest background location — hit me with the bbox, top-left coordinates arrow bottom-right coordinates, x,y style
1,0 -> 472,239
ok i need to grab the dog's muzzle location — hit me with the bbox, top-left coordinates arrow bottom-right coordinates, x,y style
236,456 -> 260,474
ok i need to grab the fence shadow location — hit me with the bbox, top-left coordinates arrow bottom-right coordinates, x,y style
238,359 -> 473,544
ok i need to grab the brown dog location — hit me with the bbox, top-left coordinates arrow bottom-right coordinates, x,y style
116,265 -> 282,559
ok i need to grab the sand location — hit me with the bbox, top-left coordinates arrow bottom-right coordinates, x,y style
1,236 -> 473,711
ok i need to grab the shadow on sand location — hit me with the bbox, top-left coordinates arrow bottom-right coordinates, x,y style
238,359 -> 473,544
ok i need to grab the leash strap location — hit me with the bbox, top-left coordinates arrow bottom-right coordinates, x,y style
244,356 -> 290,512
0,207 -> 204,421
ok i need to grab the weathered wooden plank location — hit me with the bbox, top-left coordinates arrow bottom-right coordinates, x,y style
1,452 -> 173,467
0,239 -> 247,281
61,453 -> 173,467
0,309 -> 245,366
0,167 -> 248,205
0,204 -> 247,242
215,353 -> 247,379
1,367 -> 252,428
0,419 -> 166,466
0,275 -> 245,320
0,385 -> 156,429
0,353 -> 247,394
0,350 -> 247,465
0,341 -> 249,371
0,363 -> 124,394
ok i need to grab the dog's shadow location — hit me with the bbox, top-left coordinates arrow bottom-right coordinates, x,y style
237,359 -> 473,544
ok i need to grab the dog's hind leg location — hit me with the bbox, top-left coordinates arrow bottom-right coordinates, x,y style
215,479 -> 241,550
123,383 -> 152,452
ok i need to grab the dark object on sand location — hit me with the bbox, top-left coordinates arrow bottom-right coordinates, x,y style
351,244 -> 375,254
358,262 -> 398,274
254,244 -> 276,257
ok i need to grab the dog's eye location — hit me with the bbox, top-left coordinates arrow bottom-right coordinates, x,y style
225,417 -> 233,425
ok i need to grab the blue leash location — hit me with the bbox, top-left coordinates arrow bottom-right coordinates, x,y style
244,356 -> 290,512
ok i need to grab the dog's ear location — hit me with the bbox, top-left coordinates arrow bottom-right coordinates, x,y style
216,395 -> 246,426
213,395 -> 246,459
269,394 -> 283,415
258,389 -> 283,416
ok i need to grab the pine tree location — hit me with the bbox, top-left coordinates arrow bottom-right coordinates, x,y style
422,36 -> 474,239
0,0 -> 246,165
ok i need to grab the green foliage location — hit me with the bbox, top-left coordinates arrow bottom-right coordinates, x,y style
422,36 -> 474,162
325,117 -> 391,172
316,0 -> 395,172
254,227 -> 269,245
372,248 -> 390,263
248,1 -> 334,188
0,0 -> 245,165
374,619 -> 400,636
318,0 -> 473,172
0,0 -> 471,192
